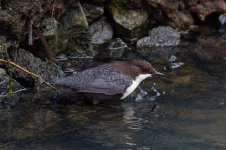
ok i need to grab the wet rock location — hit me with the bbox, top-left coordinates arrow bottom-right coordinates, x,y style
146,0 -> 194,28
186,0 -> 226,21
108,38 -> 128,59
137,26 -> 181,60
90,18 -> 113,45
60,2 -> 95,58
41,19 -> 58,37
180,25 -> 202,41
0,68 -> 25,106
83,3 -> 104,23
147,26 -> 181,46
90,18 -> 113,60
219,13 -> 226,34
146,0 -> 226,28
111,8 -> 149,38
23,1 -> 95,61
0,36 -> 17,59
0,0 -> 65,40
10,49 -> 64,84
40,18 -> 68,56
55,53 -> 94,75
94,38 -> 128,60
83,0 -> 106,4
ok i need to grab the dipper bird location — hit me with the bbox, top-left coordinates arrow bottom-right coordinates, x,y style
52,59 -> 163,104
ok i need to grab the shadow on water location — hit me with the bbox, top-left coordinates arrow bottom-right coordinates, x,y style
1,36 -> 226,150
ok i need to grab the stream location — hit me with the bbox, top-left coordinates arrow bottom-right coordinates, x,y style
0,36 -> 226,150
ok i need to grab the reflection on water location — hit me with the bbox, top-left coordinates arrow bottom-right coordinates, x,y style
1,36 -> 226,150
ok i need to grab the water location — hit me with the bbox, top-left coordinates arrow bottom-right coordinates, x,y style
1,36 -> 226,150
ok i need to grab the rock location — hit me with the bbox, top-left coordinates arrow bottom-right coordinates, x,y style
0,0 -> 65,40
146,0 -> 191,28
146,0 -> 226,28
94,38 -> 128,60
60,2 -> 95,58
108,38 -> 128,59
90,18 -> 113,45
137,26 -> 181,60
10,49 -> 64,84
111,8 -> 149,38
83,0 -> 106,4
56,54 -> 94,73
41,19 -> 58,37
148,26 -> 181,46
0,68 -> 25,107
219,13 -> 226,33
90,18 -> 113,60
41,18 -> 68,56
83,3 -> 104,23
23,2 -> 95,71
186,0 -> 226,21
0,36 -> 17,59
20,1 -> 95,61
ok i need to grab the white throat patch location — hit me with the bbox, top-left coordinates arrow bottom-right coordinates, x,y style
120,74 -> 152,99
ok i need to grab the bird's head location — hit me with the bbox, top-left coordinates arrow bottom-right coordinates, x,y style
130,59 -> 164,76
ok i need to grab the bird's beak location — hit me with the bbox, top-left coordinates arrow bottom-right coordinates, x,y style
154,71 -> 165,76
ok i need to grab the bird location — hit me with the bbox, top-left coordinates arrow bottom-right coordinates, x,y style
52,59 -> 163,104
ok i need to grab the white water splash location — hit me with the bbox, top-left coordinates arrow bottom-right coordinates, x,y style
135,83 -> 163,103
170,62 -> 184,70
168,55 -> 177,62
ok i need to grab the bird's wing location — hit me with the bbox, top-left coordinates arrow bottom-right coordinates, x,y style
52,64 -> 132,95
77,73 -> 133,95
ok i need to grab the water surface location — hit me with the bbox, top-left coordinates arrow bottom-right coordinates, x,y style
1,36 -> 226,150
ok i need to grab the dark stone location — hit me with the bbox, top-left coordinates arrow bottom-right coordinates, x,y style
137,26 -> 181,60
10,49 -> 64,83
0,68 -> 25,107
83,3 -> 104,23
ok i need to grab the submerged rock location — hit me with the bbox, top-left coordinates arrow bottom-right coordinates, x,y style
10,49 -> 64,83
137,26 -> 181,59
83,3 -> 104,23
155,65 -> 216,99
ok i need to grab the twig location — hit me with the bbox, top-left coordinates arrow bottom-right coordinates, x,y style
51,0 -> 56,24
34,26 -> 55,62
39,114 -> 76,132
28,19 -> 33,46
77,1 -> 89,28
0,59 -> 57,91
